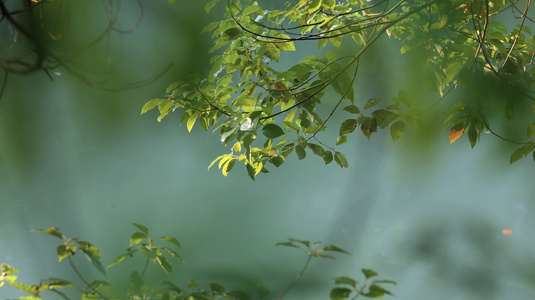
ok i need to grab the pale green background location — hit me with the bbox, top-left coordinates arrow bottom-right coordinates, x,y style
1,1 -> 534,299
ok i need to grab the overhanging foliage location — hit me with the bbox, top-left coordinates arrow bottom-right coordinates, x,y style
143,0 -> 535,179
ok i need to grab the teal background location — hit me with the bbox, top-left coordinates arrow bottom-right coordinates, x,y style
1,1 -> 535,299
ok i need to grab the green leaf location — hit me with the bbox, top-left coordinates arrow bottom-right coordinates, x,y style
77,241 -> 106,275
222,158 -> 237,176
323,151 -> 333,164
308,143 -> 325,157
262,124 -> 285,138
364,98 -> 381,110
330,287 -> 352,300
107,253 -> 131,269
232,95 -> 257,106
323,245 -> 351,255
343,105 -> 360,114
57,245 -> 75,262
130,271 -> 144,289
468,126 -> 478,148
224,290 -> 253,300
130,232 -> 147,246
160,236 -> 181,248
210,283 -> 225,294
336,135 -> 347,145
223,27 -> 243,40
334,277 -> 358,288
256,284 -> 270,298
269,155 -> 285,167
390,121 -> 405,142
510,143 -> 535,164
187,114 -> 198,132
371,109 -> 396,128
274,34 -> 296,51
505,99 -> 515,120
205,0 -> 220,13
161,247 -> 185,263
132,223 -> 149,235
527,124 -> 535,138
360,117 -> 377,140
33,227 -> 64,239
187,279 -> 198,289
339,119 -> 358,135
141,99 -> 164,115
1,263 -> 18,275
362,283 -> 393,297
7,282 -> 39,296
156,255 -> 173,275
47,279 -> 73,289
334,152 -> 348,168
361,268 -> 378,279
296,144 -> 306,160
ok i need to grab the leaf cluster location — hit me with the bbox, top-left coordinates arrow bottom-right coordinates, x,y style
1,225 -> 395,300
143,0 -> 535,177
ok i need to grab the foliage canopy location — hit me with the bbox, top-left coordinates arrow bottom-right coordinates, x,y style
143,0 -> 535,179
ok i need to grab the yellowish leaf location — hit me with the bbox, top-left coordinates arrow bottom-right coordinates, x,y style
449,124 -> 464,144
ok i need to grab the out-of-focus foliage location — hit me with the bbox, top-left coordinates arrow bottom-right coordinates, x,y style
143,0 -> 535,179
0,225 -> 395,300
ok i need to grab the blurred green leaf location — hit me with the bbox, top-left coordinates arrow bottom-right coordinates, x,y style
156,255 -> 173,275
33,228 -> 64,239
323,245 -> 351,255
334,276 -> 358,288
210,283 -> 225,294
361,268 -> 378,279
160,236 -> 181,248
57,245 -> 75,262
330,287 -> 352,300
130,232 -> 147,247
255,283 -> 270,298
390,121 -> 405,142
132,223 -> 149,235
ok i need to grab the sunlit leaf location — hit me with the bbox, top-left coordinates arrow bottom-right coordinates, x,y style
449,123 -> 464,144
107,253 -> 132,269
33,227 -> 64,239
57,245 -> 75,262
130,232 -> 147,247
141,99 -> 165,115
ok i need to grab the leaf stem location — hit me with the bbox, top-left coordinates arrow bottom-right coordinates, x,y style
276,255 -> 313,300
